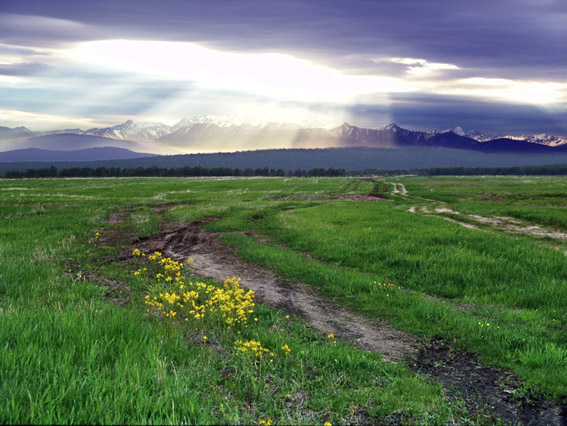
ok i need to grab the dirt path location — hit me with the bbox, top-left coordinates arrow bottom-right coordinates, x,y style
414,205 -> 567,242
388,182 -> 408,196
135,223 -> 418,362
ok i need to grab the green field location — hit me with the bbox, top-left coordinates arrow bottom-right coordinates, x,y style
1,176 -> 566,424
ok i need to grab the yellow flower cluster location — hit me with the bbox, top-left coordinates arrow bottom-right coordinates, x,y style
208,277 -> 255,327
138,249 -> 255,328
478,321 -> 498,329
234,339 -> 273,360
88,231 -> 102,245
147,251 -> 162,261
373,281 -> 400,289
133,267 -> 147,276
258,418 -> 272,426
327,333 -> 336,346
160,256 -> 183,274
280,344 -> 291,355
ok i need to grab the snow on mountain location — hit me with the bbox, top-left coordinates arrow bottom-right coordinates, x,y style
450,126 -> 567,146
449,127 -> 498,141
520,133 -> 567,147
2,119 -> 566,154
85,120 -> 173,141
172,115 -> 249,130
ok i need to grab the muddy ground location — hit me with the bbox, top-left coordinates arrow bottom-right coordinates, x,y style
99,205 -> 566,425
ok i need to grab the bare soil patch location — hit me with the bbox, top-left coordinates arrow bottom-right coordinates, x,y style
83,272 -> 132,307
388,182 -> 408,196
106,209 -> 128,225
469,214 -> 567,240
332,182 -> 388,201
331,193 -> 387,201
414,206 -> 567,241
411,336 -> 566,425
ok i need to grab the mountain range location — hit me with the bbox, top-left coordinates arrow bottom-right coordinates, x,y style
1,117 -> 567,162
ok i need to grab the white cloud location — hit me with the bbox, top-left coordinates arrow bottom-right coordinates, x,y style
0,109 -> 124,130
440,77 -> 567,104
387,57 -> 460,76
64,40 -> 416,103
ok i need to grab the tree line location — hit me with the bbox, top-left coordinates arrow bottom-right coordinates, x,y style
352,164 -> 567,176
3,164 -> 567,179
2,165 -> 346,178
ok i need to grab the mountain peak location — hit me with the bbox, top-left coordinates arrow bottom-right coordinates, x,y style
382,122 -> 400,130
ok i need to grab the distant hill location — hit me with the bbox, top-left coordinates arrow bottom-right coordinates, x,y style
474,138 -> 563,153
0,147 -> 157,163
0,126 -> 35,141
0,133 -> 151,152
2,146 -> 567,174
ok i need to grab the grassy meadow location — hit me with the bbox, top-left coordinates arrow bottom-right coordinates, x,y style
1,176 -> 566,424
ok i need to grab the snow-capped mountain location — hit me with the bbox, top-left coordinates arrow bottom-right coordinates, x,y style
161,120 -> 305,151
85,120 -> 173,142
450,127 -> 567,146
1,118 -> 567,154
449,127 -> 497,142
317,123 -> 477,150
171,115 -> 250,130
518,133 -> 567,147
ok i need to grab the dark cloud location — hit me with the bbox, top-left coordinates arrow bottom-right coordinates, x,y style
346,94 -> 567,135
1,0 -> 566,79
0,62 -> 50,76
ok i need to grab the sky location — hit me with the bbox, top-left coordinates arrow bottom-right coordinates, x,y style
1,0 -> 567,135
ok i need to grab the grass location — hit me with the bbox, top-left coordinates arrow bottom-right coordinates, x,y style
399,175 -> 567,231
0,177 -> 464,424
204,181 -> 567,396
1,175 -> 566,423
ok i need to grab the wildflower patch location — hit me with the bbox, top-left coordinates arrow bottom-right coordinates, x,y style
134,250 -> 255,328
